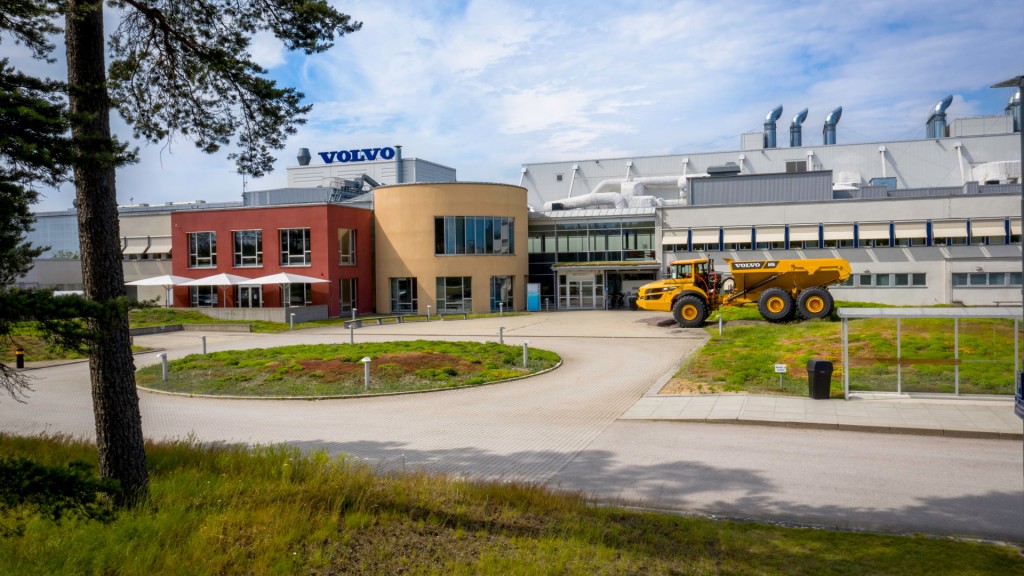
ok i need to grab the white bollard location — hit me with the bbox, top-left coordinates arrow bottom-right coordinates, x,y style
522,341 -> 529,368
499,326 -> 505,345
427,305 -> 432,320
718,316 -> 723,336
499,302 -> 504,316
201,335 -> 207,355
361,356 -> 371,391
289,313 -> 295,330
352,307 -> 357,322
158,353 -> 168,382
349,324 -> 354,345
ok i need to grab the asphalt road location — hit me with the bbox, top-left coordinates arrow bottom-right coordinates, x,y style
2,311 -> 1021,543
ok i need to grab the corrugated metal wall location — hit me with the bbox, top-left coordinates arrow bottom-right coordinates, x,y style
690,171 -> 831,206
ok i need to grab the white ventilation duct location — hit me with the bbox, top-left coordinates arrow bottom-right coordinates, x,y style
972,160 -> 1021,184
541,174 -> 704,210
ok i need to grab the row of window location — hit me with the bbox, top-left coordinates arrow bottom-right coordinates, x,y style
951,272 -> 1024,287
839,273 -> 928,288
434,216 -> 515,256
389,276 -> 515,313
186,228 -> 357,268
667,219 -> 1020,252
527,222 -> 655,259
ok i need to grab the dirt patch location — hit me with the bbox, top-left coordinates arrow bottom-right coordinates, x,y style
658,377 -> 747,395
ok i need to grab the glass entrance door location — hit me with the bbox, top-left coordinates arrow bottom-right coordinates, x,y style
559,276 -> 599,309
237,285 -> 262,308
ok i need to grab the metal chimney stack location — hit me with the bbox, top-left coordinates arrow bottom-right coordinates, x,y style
1005,90 -> 1021,132
297,148 -> 311,166
926,95 -> 953,139
763,105 -> 783,149
822,107 -> 842,145
790,108 -> 808,147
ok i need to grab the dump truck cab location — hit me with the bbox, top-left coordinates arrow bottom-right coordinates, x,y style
636,258 -> 720,327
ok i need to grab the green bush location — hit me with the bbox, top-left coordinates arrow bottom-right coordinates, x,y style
0,457 -> 117,536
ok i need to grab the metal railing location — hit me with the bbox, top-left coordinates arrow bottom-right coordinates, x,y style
838,307 -> 1021,398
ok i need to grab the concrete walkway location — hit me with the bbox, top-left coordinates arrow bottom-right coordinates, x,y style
624,393 -> 1022,440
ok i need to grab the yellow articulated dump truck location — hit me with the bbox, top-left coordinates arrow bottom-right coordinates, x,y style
636,257 -> 851,327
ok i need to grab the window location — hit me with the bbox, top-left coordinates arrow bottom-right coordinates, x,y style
434,217 -> 514,255
233,230 -> 262,267
190,285 -> 217,307
875,274 -> 891,287
786,160 -> 807,173
188,231 -> 216,268
283,283 -> 312,307
912,273 -> 926,286
894,273 -> 909,286
556,174 -> 563,182
437,277 -> 472,312
340,278 -> 357,313
490,276 -> 513,311
390,278 -> 417,312
338,228 -> 356,265
280,228 -> 311,265
858,274 -> 873,286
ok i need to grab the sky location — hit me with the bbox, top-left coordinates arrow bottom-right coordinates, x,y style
8,0 -> 1024,212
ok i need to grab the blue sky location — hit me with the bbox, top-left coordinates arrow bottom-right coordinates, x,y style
15,0 -> 1024,212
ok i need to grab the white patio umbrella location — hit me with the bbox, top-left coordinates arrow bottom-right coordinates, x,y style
247,272 -> 330,285
248,272 -> 329,308
125,274 -> 194,307
181,273 -> 252,307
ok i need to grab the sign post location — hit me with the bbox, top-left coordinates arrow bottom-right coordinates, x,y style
775,363 -> 787,389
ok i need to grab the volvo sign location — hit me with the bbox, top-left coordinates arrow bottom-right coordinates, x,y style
318,147 -> 396,164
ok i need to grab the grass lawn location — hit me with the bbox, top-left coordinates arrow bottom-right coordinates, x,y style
136,341 -> 560,397
2,435 -> 1020,576
666,303 -> 1020,397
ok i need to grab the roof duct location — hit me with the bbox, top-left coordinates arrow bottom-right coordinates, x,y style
763,105 -> 783,149
822,106 -> 842,145
297,147 -> 311,166
789,108 -> 808,147
926,95 -> 953,139
1005,89 -> 1021,132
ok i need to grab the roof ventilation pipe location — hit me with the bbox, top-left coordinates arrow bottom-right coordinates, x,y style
395,145 -> 403,183
297,148 -> 311,166
789,108 -> 808,147
926,95 -> 953,139
822,106 -> 842,145
1005,89 -> 1021,132
542,192 -> 628,211
763,105 -> 783,149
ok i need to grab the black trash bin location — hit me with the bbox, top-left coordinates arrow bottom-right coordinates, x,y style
806,359 -> 833,400
628,296 -> 638,311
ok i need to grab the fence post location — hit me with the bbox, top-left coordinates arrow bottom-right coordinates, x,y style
896,318 -> 902,395
954,317 -> 960,395
842,318 -> 849,400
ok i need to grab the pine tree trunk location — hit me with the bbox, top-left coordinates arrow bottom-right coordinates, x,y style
65,0 -> 149,506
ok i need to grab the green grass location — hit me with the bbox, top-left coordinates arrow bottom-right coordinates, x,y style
674,303 -> 1020,396
136,340 -> 560,397
1,434 -> 1019,575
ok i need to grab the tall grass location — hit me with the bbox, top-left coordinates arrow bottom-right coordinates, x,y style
1,434 -> 1021,575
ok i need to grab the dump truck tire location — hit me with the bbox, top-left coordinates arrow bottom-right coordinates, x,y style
797,287 -> 834,319
757,288 -> 794,322
673,295 -> 708,328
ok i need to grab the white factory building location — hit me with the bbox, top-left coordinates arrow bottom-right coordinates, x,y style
519,94 -> 1022,309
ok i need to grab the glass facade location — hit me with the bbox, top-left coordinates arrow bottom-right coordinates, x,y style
188,231 -> 216,268
434,216 -> 514,255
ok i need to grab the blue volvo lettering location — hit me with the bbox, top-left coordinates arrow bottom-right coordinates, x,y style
316,147 -> 396,164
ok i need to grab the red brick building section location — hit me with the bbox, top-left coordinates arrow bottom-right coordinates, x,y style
170,204 -> 374,317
